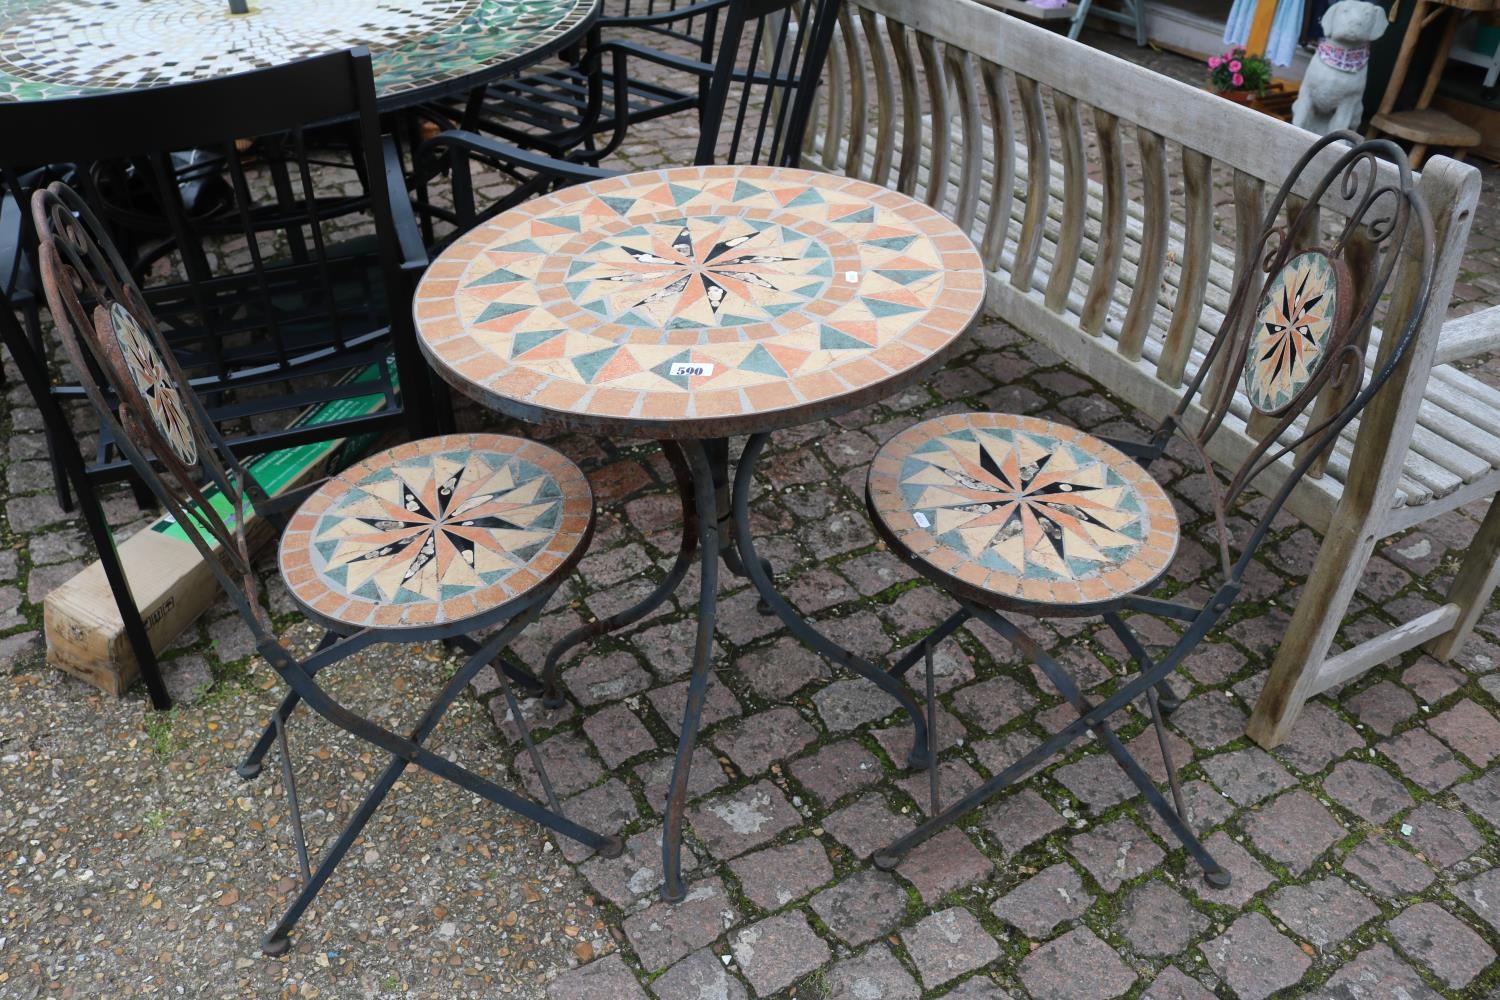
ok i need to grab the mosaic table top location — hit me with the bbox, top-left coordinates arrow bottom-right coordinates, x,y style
867,413 -> 1179,611
0,0 -> 596,105
415,165 -> 987,438
279,433 -> 592,632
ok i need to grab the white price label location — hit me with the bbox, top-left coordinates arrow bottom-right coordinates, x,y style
912,511 -> 931,528
669,362 -> 715,378
845,270 -> 860,283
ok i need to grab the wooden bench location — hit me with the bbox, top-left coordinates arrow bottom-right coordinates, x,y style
804,0 -> 1489,746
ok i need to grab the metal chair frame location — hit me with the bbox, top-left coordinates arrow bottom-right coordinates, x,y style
0,50 -> 437,708
863,132 -> 1436,883
29,179 -> 623,955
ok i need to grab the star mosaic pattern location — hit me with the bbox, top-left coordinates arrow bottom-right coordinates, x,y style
1244,250 -> 1343,415
0,0 -> 593,103
279,434 -> 591,631
415,165 -> 987,437
867,413 -> 1179,609
107,302 -> 199,468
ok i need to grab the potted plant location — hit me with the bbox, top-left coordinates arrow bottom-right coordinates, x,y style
1207,47 -> 1274,103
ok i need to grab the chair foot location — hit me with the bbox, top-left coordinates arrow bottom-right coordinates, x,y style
261,932 -> 292,957
660,882 -> 686,904
598,835 -> 626,860
871,850 -> 900,872
1155,681 -> 1181,717
541,687 -> 566,710
235,761 -> 263,781
906,744 -> 933,771
1203,867 -> 1232,890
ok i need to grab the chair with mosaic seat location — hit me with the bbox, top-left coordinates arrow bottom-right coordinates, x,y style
860,131 -> 1437,886
28,180 -> 624,956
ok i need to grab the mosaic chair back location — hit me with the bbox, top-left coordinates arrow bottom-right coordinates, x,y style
863,132 -> 1435,879
31,178 -> 626,954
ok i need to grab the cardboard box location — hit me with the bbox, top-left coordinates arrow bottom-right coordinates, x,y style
43,366 -> 391,695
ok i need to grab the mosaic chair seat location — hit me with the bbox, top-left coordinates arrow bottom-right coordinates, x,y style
0,50 -> 441,709
421,0 -> 843,234
27,181 -> 623,956
862,133 -> 1436,885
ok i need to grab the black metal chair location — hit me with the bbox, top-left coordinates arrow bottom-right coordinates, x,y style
423,0 -> 843,233
422,0 -> 731,161
29,179 -> 623,955
861,132 -> 1436,886
0,50 -> 439,708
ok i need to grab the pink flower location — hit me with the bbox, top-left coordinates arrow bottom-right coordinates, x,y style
1232,72 -> 1245,86
1228,59 -> 1242,72
1208,55 -> 1221,69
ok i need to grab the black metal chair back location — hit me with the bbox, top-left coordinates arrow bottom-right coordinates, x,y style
1151,131 -> 1434,585
694,0 -> 842,167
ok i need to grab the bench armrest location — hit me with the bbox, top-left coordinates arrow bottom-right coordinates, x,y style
1434,304 -> 1500,366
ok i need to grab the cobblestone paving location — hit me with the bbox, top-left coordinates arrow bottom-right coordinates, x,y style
4,30 -> 1500,1000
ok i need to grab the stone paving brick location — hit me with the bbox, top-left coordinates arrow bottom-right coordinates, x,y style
940,976 -> 1016,999
982,786 -> 1065,856
871,704 -> 965,764
1242,790 -> 1346,874
650,949 -> 749,1000
1427,697 -> 1500,767
809,870 -> 909,946
895,758 -> 983,816
1344,837 -> 1436,898
1199,912 -> 1311,1000
580,826 -> 698,909
712,707 -> 816,777
634,618 -> 723,681
1272,702 -> 1364,774
1455,766 -> 1500,825
1387,901 -> 1497,990
1403,801 -> 1483,866
1265,877 -> 1379,952
991,862 -> 1092,938
1380,727 -> 1471,792
1141,779 -> 1235,845
822,792 -> 916,860
555,779 -> 640,863
727,838 -> 832,911
548,953 -> 650,1000
901,907 -> 1001,991
517,731 -> 604,799
971,729 -> 1042,783
1115,880 -> 1208,957
1139,966 -> 1216,1000
729,911 -> 830,996
647,673 -> 744,737
822,945 -> 920,1000
896,826 -> 993,904
635,747 -> 729,813
1055,751 -> 1136,811
1321,760 -> 1414,823
1402,657 -> 1465,703
582,703 -> 657,769
1168,693 -> 1247,749
687,781 -> 800,860
1188,832 -> 1273,908
622,877 -> 740,973
564,650 -> 652,706
735,636 -> 829,700
1344,680 -> 1418,736
1317,943 -> 1442,1000
1067,816 -> 1165,892
812,677 -> 902,731
1453,867 -> 1500,935
787,739 -> 881,806
950,676 -> 1036,732
1017,926 -> 1137,1000
838,549 -> 917,596
1199,746 -> 1296,805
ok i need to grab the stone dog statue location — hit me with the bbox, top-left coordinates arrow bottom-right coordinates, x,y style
1292,0 -> 1388,134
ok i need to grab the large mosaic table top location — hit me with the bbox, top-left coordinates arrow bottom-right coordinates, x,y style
415,165 -> 987,438
0,0 -> 596,105
279,433 -> 593,632
867,413 -> 1180,612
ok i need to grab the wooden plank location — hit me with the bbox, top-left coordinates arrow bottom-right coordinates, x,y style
1011,74 -> 1049,293
1080,108 -> 1124,337
1117,126 -> 1166,360
1308,604 -> 1462,695
1046,92 -> 1086,313
1158,148 -> 1211,385
1435,304 -> 1500,364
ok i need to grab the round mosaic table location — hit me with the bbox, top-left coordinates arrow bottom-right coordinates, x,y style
416,164 -> 987,902
867,412 -> 1179,615
0,0 -> 598,107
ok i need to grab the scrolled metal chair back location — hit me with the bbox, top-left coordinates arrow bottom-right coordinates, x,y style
1170,131 -> 1434,582
32,181 -> 272,635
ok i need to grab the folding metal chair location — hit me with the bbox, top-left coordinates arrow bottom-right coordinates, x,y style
29,180 -> 623,955
861,132 -> 1436,884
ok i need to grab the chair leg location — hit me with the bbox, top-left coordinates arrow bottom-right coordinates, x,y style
924,638 -> 940,816
1426,492 -> 1500,661
237,631 -> 341,780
